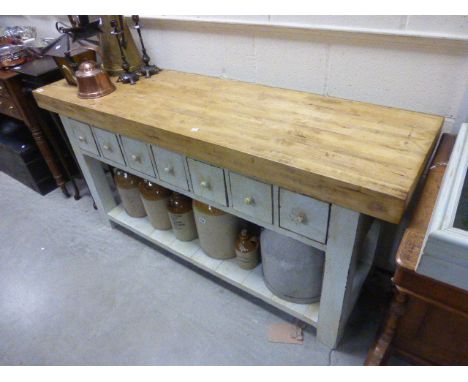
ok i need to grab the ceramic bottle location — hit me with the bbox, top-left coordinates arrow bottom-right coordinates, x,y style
167,192 -> 198,241
114,169 -> 146,218
139,180 -> 172,230
193,200 -> 240,260
235,228 -> 260,269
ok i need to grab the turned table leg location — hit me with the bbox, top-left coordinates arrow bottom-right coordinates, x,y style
28,121 -> 69,195
365,290 -> 407,365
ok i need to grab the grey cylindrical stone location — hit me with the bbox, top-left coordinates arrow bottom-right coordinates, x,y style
260,229 -> 325,304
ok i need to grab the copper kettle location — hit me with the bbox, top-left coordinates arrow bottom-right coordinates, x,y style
72,61 -> 116,99
62,46 -> 116,99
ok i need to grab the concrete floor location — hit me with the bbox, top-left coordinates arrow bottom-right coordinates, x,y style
0,172 -> 406,365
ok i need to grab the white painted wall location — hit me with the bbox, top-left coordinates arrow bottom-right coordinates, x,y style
1,15 -> 467,132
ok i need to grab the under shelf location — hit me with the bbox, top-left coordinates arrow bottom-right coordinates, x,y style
108,205 -> 320,326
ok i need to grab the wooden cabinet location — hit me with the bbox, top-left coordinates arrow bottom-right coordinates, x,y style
0,96 -> 21,119
0,83 -> 9,98
1,58 -> 76,196
366,134 -> 468,366
417,124 -> 468,290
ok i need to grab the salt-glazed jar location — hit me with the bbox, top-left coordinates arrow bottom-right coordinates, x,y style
114,169 -> 146,218
167,193 -> 198,241
138,180 -> 172,230
235,229 -> 260,270
193,200 -> 240,260
260,229 -> 325,304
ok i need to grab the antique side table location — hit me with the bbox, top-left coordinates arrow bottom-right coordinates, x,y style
365,134 -> 468,365
0,57 -> 79,197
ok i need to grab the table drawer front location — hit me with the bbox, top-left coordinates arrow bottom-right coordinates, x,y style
120,136 -> 155,177
279,188 -> 329,243
0,83 -> 10,99
229,172 -> 273,224
187,158 -> 227,206
0,96 -> 21,120
69,119 -> 99,155
151,146 -> 189,190
93,127 -> 125,165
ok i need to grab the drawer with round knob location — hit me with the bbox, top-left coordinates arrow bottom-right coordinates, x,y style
151,145 -> 189,191
120,135 -> 156,177
0,83 -> 10,99
93,127 -> 125,165
278,188 -> 329,243
0,96 -> 21,120
187,158 -> 228,206
229,171 -> 273,224
69,118 -> 99,156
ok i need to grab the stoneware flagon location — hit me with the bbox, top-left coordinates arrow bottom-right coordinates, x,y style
114,169 -> 146,218
235,228 -> 260,269
193,200 -> 240,260
167,193 -> 198,241
139,180 -> 172,230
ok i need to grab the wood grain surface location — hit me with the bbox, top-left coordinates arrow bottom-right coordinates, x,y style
33,70 -> 443,223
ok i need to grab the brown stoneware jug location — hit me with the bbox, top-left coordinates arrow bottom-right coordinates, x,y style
114,169 -> 146,218
167,193 -> 198,241
235,228 -> 260,269
139,180 -> 172,230
193,200 -> 240,260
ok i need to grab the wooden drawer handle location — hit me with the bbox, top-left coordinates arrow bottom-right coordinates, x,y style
244,196 -> 254,206
163,166 -> 173,174
293,213 -> 305,224
200,180 -> 210,189
78,135 -> 87,143
102,144 -> 112,152
131,154 -> 140,162
8,105 -> 14,110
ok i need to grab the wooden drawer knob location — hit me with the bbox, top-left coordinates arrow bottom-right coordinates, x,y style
102,144 -> 112,152
200,180 -> 210,189
78,135 -> 87,143
131,154 -> 140,162
244,196 -> 254,205
164,166 -> 173,174
293,213 -> 305,224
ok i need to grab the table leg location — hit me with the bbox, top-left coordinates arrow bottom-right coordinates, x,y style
317,206 -> 370,348
60,116 -> 116,225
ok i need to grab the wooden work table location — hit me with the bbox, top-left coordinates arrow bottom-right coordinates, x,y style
33,70 -> 443,349
33,70 -> 443,223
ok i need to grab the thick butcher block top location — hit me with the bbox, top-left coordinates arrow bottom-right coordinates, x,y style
34,70 -> 443,223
